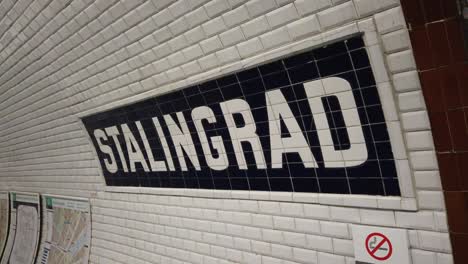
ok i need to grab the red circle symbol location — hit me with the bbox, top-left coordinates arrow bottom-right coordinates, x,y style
365,232 -> 393,261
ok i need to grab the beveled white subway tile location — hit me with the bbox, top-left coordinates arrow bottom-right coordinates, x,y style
294,0 -> 332,17
317,1 -> 357,30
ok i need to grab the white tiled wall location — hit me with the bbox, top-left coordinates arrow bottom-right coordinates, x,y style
0,0 -> 452,263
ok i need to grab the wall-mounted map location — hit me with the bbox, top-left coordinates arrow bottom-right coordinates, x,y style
37,196 -> 90,264
0,192 -> 9,260
1,192 -> 40,264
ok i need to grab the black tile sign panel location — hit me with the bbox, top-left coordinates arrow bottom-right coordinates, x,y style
82,35 -> 401,196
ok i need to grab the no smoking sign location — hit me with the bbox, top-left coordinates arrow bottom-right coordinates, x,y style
352,225 -> 411,264
366,233 -> 393,260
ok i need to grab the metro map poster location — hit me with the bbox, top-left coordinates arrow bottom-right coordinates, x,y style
37,195 -> 91,264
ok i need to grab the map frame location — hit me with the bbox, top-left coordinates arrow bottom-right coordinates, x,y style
0,192 -> 9,261
36,195 -> 91,264
0,192 -> 41,264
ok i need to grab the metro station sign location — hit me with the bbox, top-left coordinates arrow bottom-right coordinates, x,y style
82,35 -> 400,196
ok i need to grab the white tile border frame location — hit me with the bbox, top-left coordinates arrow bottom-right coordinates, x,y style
78,19 -> 418,211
